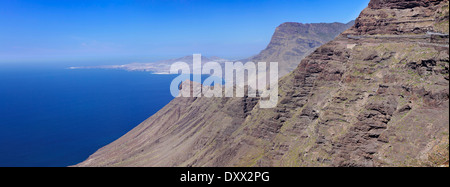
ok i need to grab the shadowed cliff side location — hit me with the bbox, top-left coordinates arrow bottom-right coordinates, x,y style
77,0 -> 449,167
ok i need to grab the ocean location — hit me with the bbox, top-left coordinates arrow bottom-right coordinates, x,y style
0,63 -> 178,167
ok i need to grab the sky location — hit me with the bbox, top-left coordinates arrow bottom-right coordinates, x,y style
0,0 -> 370,64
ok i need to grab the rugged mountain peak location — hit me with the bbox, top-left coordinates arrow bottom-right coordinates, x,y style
248,21 -> 354,77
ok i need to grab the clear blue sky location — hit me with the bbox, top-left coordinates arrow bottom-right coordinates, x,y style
0,0 -> 370,64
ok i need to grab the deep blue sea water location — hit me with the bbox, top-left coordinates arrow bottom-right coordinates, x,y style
0,63 -> 178,167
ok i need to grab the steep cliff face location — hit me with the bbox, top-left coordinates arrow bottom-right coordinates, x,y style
247,21 -> 354,77
77,81 -> 261,167
355,0 -> 449,34
77,0 -> 449,167
368,0 -> 443,9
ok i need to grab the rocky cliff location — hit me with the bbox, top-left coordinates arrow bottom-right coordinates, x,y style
246,21 -> 354,77
77,0 -> 449,167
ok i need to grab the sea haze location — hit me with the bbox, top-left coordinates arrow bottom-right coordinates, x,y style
0,63 -> 179,167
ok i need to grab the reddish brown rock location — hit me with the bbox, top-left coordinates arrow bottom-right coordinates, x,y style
77,0 -> 449,167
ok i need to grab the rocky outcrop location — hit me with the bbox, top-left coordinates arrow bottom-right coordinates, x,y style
369,0 -> 443,9
77,0 -> 449,167
354,0 -> 449,35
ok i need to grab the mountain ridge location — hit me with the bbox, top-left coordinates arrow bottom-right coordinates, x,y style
77,0 -> 449,167
245,20 -> 355,77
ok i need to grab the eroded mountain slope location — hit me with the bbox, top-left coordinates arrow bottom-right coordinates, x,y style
77,0 -> 449,167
